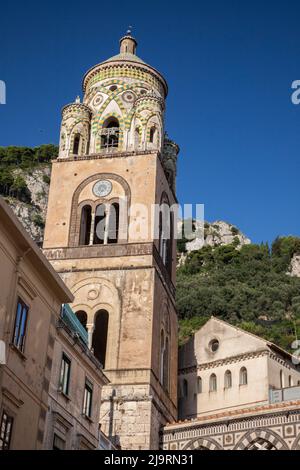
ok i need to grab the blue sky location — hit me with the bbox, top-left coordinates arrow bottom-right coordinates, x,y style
1,0 -> 300,244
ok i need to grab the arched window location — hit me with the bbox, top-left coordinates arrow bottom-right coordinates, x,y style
197,377 -> 202,394
280,370 -> 284,388
183,379 -> 188,398
160,330 -> 164,384
166,212 -> 173,276
135,127 -> 140,149
94,204 -> 106,245
209,374 -> 217,392
93,203 -> 120,245
240,367 -> 248,386
224,370 -> 232,389
92,310 -> 109,368
79,205 -> 92,245
107,203 -> 120,244
163,337 -> 169,392
100,118 -> 120,150
73,134 -> 81,155
75,311 -> 87,331
159,203 -> 173,276
149,126 -> 156,144
289,375 -> 293,387
159,211 -> 165,262
160,329 -> 170,392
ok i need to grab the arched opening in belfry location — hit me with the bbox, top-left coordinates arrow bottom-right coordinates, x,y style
79,205 -> 92,246
160,329 -> 165,384
160,329 -> 170,392
93,202 -> 120,245
73,134 -> 81,155
92,310 -> 109,368
75,311 -> 88,330
93,204 -> 106,245
166,211 -> 173,276
163,336 -> 169,391
100,118 -> 120,150
159,211 -> 167,265
158,200 -> 173,276
197,377 -> 202,394
107,202 -> 120,244
135,127 -> 140,149
149,126 -> 156,144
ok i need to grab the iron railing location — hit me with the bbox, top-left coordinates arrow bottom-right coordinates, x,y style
61,304 -> 88,345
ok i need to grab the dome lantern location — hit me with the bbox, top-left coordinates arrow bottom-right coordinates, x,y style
119,28 -> 137,55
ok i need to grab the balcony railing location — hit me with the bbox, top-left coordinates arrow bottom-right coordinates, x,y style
100,127 -> 120,152
269,385 -> 300,404
61,304 -> 88,345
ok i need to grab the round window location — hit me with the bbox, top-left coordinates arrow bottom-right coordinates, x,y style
93,94 -> 103,106
122,91 -> 135,103
209,339 -> 219,353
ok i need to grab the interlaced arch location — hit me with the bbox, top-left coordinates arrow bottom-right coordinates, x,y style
183,437 -> 222,451
234,428 -> 288,450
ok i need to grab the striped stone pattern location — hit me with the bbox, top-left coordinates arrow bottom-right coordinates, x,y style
87,66 -> 161,93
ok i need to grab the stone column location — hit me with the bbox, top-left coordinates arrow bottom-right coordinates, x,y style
87,324 -> 94,349
89,209 -> 95,246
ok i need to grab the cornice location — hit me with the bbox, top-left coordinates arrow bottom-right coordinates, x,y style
179,349 -> 270,375
163,400 -> 300,436
61,102 -> 92,116
52,150 -> 178,202
83,61 -> 168,97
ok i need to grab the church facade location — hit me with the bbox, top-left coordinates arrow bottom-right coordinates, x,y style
162,317 -> 300,450
43,32 -> 179,450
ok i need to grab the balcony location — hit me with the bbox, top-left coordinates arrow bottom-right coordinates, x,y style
269,385 -> 300,404
61,304 -> 88,345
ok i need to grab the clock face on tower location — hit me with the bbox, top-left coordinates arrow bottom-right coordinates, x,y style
93,180 -> 112,197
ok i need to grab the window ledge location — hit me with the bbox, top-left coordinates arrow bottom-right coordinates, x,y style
83,413 -> 93,423
58,390 -> 71,401
9,343 -> 27,361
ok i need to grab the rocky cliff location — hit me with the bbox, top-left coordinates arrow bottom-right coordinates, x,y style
4,166 -> 50,244
288,254 -> 300,277
177,220 -> 251,265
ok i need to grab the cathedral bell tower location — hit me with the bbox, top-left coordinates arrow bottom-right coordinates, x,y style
43,32 -> 179,450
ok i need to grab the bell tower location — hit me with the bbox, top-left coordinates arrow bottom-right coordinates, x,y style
43,32 -> 179,450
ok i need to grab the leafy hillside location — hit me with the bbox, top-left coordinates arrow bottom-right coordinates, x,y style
177,238 -> 300,352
